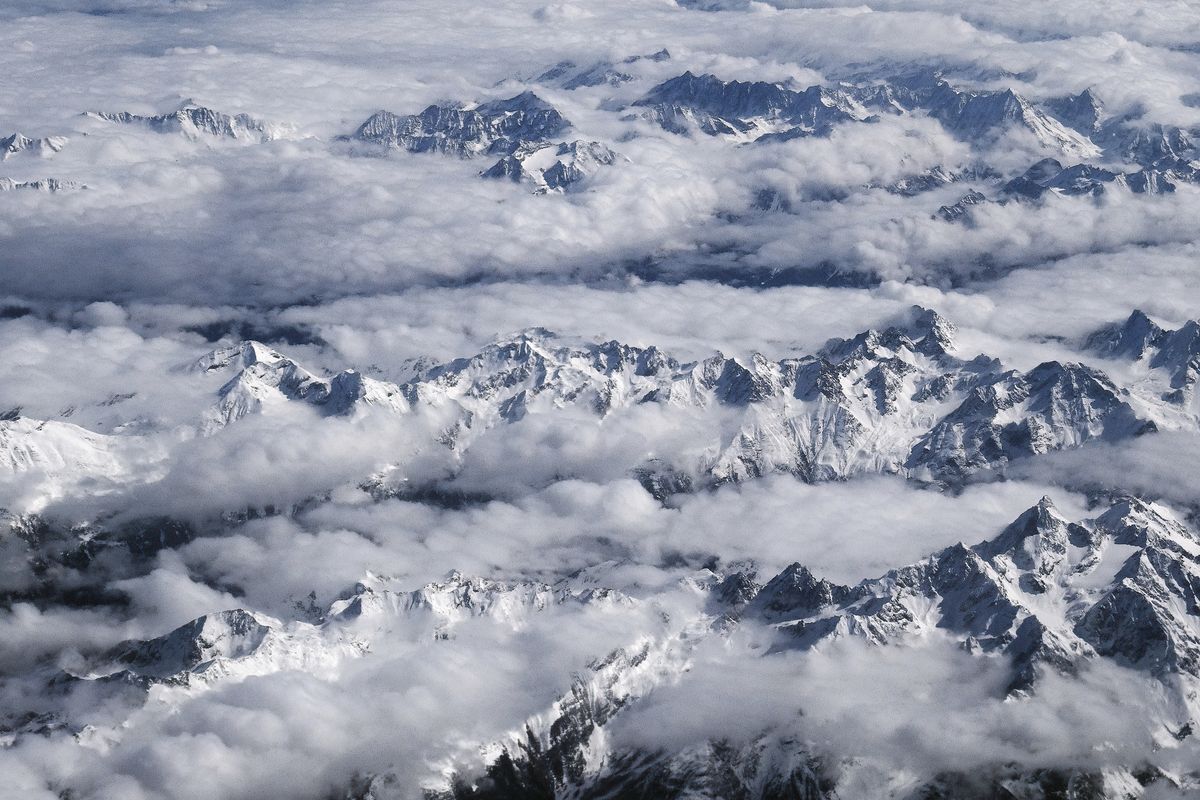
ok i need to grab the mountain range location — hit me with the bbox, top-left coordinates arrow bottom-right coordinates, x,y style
15,495 -> 1197,799
85,103 -> 293,143
5,307 -> 1198,518
10,63 -> 1197,212
408,496 -> 1200,800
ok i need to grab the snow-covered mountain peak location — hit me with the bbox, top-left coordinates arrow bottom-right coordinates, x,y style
1084,311 -> 1200,413
351,91 -> 571,158
1086,309 -> 1166,360
1,132 -> 68,160
187,339 -> 289,374
0,177 -> 83,192
820,304 -> 957,363
481,139 -> 622,192
730,496 -> 1200,705
96,609 -> 275,682
1046,88 -> 1104,134
189,340 -> 407,430
533,48 -> 671,90
972,495 -> 1088,588
86,104 -> 291,143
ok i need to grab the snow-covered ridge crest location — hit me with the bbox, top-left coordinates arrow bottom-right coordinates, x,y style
350,91 -> 571,158
85,102 -> 294,143
741,495 -> 1200,718
480,140 -> 623,193
67,571 -> 634,690
531,48 -> 671,90
630,69 -> 1100,155
1084,309 -> 1200,419
4,306 -> 1190,518
1,132 -> 68,160
0,415 -> 160,513
188,339 -> 408,430
3,306 -> 1181,510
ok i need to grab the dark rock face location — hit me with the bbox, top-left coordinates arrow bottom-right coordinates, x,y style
750,563 -> 852,621
1045,88 -> 1104,134
632,71 -> 863,138
102,610 -> 272,684
1001,158 -> 1122,198
1086,310 -> 1167,360
746,497 -> 1200,701
1085,311 -> 1200,404
481,140 -> 620,193
938,189 -> 988,221
352,92 -> 570,157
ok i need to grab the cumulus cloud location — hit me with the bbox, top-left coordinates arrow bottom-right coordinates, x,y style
0,0 -> 1195,305
608,630 -> 1195,777
1011,431 -> 1200,508
2,0 -> 1198,796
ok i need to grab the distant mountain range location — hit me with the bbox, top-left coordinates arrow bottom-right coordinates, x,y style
9,63 -> 1197,208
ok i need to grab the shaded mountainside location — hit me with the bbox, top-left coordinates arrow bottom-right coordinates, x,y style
347,92 -> 622,192
623,67 -> 1199,222
628,69 -> 1107,156
350,92 -> 571,158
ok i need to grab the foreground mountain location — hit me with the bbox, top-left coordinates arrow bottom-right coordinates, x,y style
6,478 -> 1199,798
754,497 -> 1200,697
331,496 -> 1200,799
